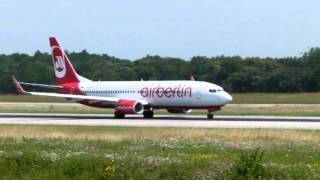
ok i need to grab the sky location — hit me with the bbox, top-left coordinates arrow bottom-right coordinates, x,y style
1,0 -> 320,60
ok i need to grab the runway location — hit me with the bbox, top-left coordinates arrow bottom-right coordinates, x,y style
1,113 -> 320,129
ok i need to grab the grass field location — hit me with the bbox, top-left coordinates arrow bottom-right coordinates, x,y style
232,93 -> 320,104
0,95 -> 68,103
0,125 -> 319,179
1,93 -> 320,104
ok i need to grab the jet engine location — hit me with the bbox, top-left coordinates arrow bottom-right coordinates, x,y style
115,100 -> 144,114
167,108 -> 192,113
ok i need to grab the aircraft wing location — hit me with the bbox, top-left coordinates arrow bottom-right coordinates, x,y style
12,76 -> 148,105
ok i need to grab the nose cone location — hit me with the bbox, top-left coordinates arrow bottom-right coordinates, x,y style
223,92 -> 233,104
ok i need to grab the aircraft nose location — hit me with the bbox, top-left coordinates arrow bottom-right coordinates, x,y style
224,92 -> 233,104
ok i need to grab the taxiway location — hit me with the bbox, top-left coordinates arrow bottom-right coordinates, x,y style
0,113 -> 320,129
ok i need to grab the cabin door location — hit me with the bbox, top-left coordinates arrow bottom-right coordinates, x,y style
196,91 -> 201,99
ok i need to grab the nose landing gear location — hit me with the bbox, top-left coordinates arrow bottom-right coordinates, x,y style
207,113 -> 214,119
207,108 -> 215,119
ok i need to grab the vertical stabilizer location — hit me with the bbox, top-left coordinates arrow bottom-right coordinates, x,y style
49,37 -> 79,85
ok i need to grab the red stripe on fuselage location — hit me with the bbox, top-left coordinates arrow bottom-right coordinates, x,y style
146,105 -> 223,111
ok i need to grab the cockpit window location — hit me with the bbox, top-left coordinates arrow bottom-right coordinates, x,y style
209,89 -> 216,93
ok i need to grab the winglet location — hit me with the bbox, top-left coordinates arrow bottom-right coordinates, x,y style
12,76 -> 27,94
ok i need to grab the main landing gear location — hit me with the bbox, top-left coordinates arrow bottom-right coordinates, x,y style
143,110 -> 154,119
114,111 -> 125,119
114,110 -> 154,119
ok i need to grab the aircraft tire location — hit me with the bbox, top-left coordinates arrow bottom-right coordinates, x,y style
207,114 -> 214,119
143,110 -> 154,119
114,112 -> 125,119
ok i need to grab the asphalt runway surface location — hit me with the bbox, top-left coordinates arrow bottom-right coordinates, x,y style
0,113 -> 320,129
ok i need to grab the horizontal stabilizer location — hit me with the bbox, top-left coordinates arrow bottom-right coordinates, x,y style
19,82 -> 63,89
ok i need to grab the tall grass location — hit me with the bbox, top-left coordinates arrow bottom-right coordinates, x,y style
0,126 -> 318,178
0,138 -> 318,179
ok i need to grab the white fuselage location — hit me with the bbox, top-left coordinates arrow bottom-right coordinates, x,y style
78,80 -> 232,108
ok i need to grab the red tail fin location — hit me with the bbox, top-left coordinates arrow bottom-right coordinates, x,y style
50,37 -> 79,85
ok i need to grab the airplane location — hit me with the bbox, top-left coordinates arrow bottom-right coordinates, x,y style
12,37 -> 233,119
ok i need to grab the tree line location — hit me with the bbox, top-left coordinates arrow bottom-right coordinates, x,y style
1,48 -> 320,93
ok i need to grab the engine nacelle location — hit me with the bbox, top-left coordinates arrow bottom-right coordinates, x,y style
167,108 -> 192,114
115,100 -> 143,114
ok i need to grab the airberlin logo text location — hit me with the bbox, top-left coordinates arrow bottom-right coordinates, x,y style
140,85 -> 192,98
